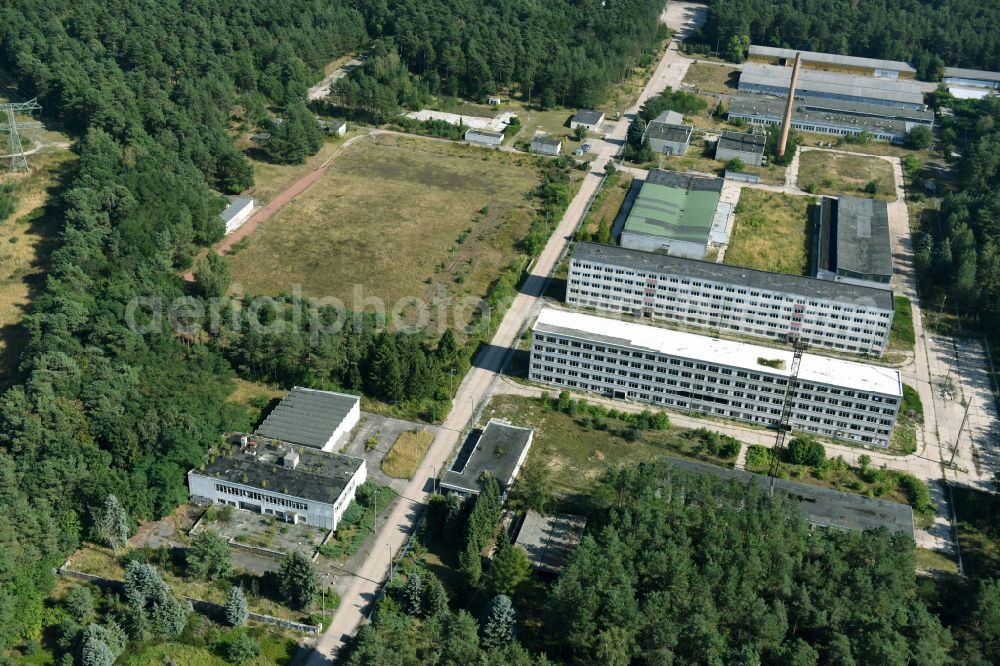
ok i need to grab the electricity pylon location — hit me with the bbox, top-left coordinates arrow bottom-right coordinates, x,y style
0,99 -> 42,172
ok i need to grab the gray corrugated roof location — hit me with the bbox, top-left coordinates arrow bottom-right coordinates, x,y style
728,95 -> 914,137
197,435 -> 364,505
441,419 -> 532,494
748,45 -> 916,74
514,511 -> 586,574
664,458 -> 913,536
739,63 -> 926,107
833,196 -> 893,278
646,121 -> 692,143
254,387 -> 359,449
646,169 -> 724,192
653,110 -> 685,125
572,109 -> 604,125
717,131 -> 766,155
220,197 -> 254,224
572,242 -> 894,310
944,67 -> 1000,83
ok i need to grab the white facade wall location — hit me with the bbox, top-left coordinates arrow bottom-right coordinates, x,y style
504,432 -> 533,491
567,258 -> 893,356
529,328 -> 899,447
222,200 -> 255,235
619,233 -> 706,259
465,129 -> 504,146
187,459 -> 367,531
321,400 -> 361,452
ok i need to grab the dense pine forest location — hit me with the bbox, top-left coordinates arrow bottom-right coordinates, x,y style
915,95 -> 1000,327
0,0 -> 668,653
344,463 -> 1000,664
701,0 -> 1000,73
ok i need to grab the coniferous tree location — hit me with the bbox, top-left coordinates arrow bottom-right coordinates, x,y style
80,636 -> 115,666
403,573 -> 423,615
490,545 -> 531,597
93,495 -> 129,556
226,586 -> 249,627
422,574 -> 450,617
481,594 -> 516,650
459,538 -> 482,588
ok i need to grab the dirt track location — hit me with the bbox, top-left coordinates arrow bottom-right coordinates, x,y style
182,132 -> 376,281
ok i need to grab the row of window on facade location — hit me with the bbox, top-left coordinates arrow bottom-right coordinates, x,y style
533,358 -> 896,412
530,369 -> 889,441
214,483 -> 308,511
569,270 -> 890,315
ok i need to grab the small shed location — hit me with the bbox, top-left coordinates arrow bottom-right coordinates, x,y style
488,96 -> 502,106
250,132 -> 271,143
220,196 -> 255,235
530,132 -> 563,156
514,511 -> 587,575
464,128 -> 505,147
570,109 -> 605,131
327,119 -> 347,137
715,130 -> 767,166
644,119 -> 692,156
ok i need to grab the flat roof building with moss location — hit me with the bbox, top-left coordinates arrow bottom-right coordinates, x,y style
619,170 -> 724,260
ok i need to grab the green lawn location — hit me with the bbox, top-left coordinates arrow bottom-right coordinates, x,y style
579,172 -> 633,238
480,394 -> 739,496
890,296 -> 916,351
121,628 -> 298,666
724,189 -> 815,275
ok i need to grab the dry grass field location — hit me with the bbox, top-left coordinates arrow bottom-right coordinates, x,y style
227,133 -> 541,333
682,61 -> 740,93
797,150 -> 896,200
481,395 -> 737,496
242,138 -> 344,204
382,430 -> 434,479
0,150 -> 75,388
581,173 -> 633,237
724,189 -> 816,275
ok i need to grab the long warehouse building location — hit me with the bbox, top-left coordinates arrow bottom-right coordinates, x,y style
530,308 -> 901,447
567,243 -> 895,356
728,94 -> 933,144
738,63 -> 927,110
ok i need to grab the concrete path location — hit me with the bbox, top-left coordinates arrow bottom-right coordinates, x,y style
307,54 -> 368,102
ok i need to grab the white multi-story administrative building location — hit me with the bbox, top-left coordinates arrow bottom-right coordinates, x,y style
568,242 -> 895,356
530,308 -> 901,447
188,434 -> 367,530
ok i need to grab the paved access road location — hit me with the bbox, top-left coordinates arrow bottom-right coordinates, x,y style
305,6 -> 702,663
